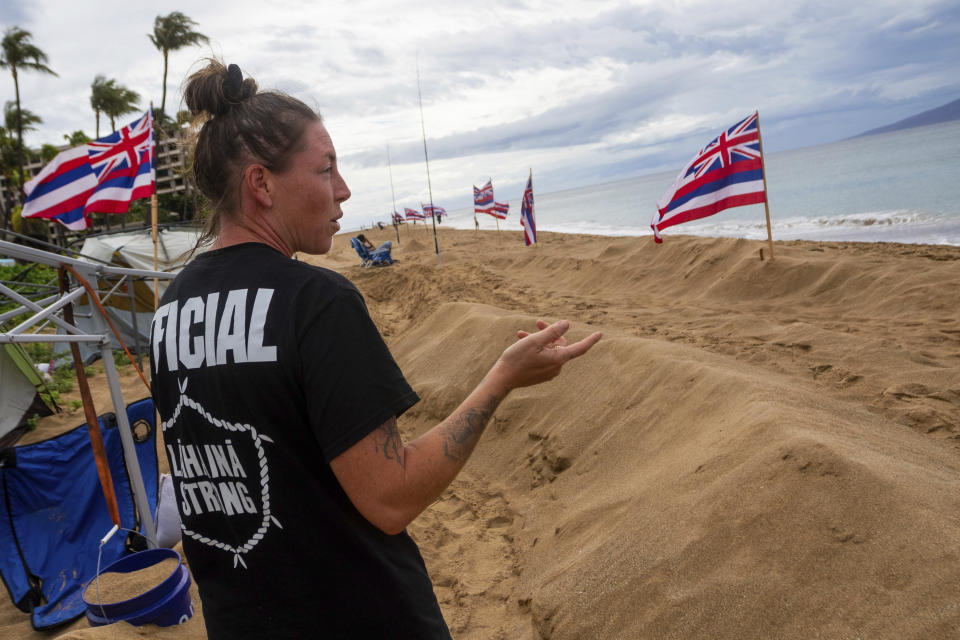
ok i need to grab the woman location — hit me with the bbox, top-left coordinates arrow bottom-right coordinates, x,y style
356,232 -> 391,254
150,59 -> 601,639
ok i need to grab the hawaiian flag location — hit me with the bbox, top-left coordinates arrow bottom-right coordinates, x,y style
422,203 -> 446,220
404,207 -> 424,220
473,179 -> 495,216
391,211 -> 403,224
488,201 -> 509,220
651,112 -> 766,243
85,111 -> 154,213
22,110 -> 155,230
20,146 -> 97,230
520,172 -> 536,245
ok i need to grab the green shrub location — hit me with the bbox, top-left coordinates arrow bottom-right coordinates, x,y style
24,341 -> 53,363
0,263 -> 60,321
113,349 -> 130,369
51,363 -> 74,394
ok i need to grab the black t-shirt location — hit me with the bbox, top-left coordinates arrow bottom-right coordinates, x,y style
149,243 -> 450,639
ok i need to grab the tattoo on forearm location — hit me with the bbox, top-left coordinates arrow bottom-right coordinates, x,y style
373,418 -> 405,468
442,394 -> 500,463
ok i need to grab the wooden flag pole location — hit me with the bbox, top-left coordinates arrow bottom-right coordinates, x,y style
149,102 -> 160,308
151,193 -> 159,308
754,110 -> 775,261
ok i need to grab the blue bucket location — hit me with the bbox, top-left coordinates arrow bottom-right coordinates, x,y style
83,548 -> 193,627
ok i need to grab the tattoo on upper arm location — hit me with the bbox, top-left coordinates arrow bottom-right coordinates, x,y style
442,394 -> 500,463
373,418 -> 405,468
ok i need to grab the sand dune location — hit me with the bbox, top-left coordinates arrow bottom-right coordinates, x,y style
344,228 -> 960,639
3,227 -> 958,638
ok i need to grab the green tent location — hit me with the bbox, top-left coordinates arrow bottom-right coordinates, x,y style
0,342 -> 57,447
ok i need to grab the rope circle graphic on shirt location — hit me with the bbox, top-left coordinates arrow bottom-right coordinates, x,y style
162,377 -> 281,569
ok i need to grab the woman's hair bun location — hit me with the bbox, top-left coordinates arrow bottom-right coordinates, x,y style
184,59 -> 258,118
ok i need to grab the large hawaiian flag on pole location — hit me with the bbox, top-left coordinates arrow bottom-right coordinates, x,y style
85,111 -> 155,214
520,170 -> 536,245
22,110 -> 155,230
651,112 -> 766,243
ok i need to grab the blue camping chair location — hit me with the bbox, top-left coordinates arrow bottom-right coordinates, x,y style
0,397 -> 159,629
350,237 -> 394,267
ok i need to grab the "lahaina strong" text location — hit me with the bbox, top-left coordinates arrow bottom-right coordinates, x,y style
167,438 -> 257,517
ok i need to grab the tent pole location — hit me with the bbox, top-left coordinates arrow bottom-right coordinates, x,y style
98,338 -> 158,549
85,271 -> 157,549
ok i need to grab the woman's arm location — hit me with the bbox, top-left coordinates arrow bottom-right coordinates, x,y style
330,319 -> 601,534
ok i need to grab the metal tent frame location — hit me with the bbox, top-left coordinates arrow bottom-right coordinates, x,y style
0,238 -> 174,546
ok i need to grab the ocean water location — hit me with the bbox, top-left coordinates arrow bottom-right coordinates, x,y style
442,120 -> 960,246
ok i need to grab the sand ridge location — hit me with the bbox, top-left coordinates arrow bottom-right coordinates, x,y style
337,228 -> 960,639
2,227 -> 958,638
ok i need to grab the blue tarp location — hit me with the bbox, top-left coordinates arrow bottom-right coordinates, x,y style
0,397 -> 158,630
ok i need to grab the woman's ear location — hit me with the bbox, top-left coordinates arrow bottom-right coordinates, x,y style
242,164 -> 272,208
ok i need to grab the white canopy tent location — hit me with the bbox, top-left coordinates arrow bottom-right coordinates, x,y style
57,228 -> 205,365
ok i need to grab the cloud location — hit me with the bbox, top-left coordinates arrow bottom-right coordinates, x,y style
0,1 -> 36,28
4,0 -> 958,234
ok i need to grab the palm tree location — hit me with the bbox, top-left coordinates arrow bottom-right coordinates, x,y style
64,130 -> 90,146
0,102 -> 40,223
40,143 -> 59,162
0,123 -> 19,220
4,101 -> 41,134
103,85 -> 140,131
0,26 -> 57,210
103,82 -> 141,132
90,75 -> 113,138
149,12 -> 208,121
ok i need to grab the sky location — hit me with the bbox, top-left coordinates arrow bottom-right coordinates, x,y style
2,0 -> 959,229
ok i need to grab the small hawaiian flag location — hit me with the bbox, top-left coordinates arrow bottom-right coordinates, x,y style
520,171 -> 536,245
422,203 -> 446,219
473,179 -> 495,216
489,201 -> 509,220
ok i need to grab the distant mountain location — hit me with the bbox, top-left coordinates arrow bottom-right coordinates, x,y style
854,97 -> 960,137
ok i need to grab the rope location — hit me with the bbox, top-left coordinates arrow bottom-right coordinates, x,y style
57,268 -> 122,528
60,263 -> 152,394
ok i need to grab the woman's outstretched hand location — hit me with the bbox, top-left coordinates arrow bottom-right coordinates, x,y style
487,319 -> 602,393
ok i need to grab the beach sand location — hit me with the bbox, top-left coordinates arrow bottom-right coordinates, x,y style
3,227 -> 959,638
